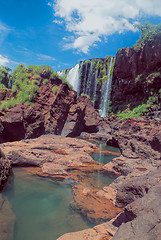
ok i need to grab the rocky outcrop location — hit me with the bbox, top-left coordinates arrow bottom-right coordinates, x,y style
62,96 -> 112,139
0,83 -> 111,142
111,168 -> 161,240
115,167 -> 161,208
111,38 -> 161,112
61,101 -> 86,137
37,83 -> 77,135
0,83 -> 77,142
0,135 -> 98,174
71,184 -> 122,223
57,221 -> 117,240
107,118 -> 161,161
1,104 -> 45,142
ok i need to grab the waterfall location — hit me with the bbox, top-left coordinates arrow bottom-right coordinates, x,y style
85,60 -> 93,96
57,69 -> 66,78
58,64 -> 81,93
77,62 -> 83,96
93,69 -> 98,105
66,64 -> 80,92
99,58 -> 113,117
57,56 -> 115,116
83,62 -> 88,94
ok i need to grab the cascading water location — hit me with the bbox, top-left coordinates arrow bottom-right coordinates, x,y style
99,58 -> 113,117
66,64 -> 80,92
57,56 -> 115,117
57,69 -> 66,78
93,69 -> 98,106
83,62 -> 88,94
58,64 -> 82,95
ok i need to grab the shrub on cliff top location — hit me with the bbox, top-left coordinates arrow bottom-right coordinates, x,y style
0,63 -> 75,112
133,22 -> 161,51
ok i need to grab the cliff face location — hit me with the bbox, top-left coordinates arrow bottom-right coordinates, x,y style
111,37 -> 161,113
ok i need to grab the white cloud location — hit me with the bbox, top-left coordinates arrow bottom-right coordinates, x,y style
53,0 -> 161,53
37,54 -> 55,61
0,54 -> 9,66
53,19 -> 63,24
0,22 -> 10,44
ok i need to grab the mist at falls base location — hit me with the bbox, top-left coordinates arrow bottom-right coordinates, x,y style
58,56 -> 114,117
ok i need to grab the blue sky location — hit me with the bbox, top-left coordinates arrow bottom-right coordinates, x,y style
0,0 -> 161,72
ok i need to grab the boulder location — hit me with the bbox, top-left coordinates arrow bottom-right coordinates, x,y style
107,118 -> 161,161
61,102 -> 86,137
39,83 -> 77,135
115,167 -> 161,208
112,179 -> 161,240
1,104 -> 45,142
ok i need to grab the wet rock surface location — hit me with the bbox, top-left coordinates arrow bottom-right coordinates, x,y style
71,184 -> 122,223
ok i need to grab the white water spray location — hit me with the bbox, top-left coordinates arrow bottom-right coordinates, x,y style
100,58 -> 113,117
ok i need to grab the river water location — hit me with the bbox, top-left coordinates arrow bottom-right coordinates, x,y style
2,141 -> 120,240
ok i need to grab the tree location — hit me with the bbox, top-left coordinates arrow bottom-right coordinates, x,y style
0,66 -> 11,88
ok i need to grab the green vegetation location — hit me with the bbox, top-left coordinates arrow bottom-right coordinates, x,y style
117,104 -> 149,120
0,66 -> 12,89
43,79 -> 49,85
80,93 -> 90,99
95,56 -> 113,86
0,63 -> 73,111
52,85 -> 59,94
110,58 -> 115,78
0,97 -> 18,111
117,48 -> 123,55
116,90 -> 160,120
133,22 -> 161,51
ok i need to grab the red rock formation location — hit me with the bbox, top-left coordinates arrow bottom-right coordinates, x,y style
0,82 -> 77,142
111,38 -> 161,112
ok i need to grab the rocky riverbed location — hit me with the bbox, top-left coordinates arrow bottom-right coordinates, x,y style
0,116 -> 160,240
57,118 -> 161,240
